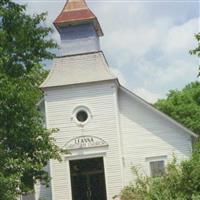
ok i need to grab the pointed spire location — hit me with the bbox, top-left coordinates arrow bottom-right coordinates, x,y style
54,0 -> 103,36
62,0 -> 88,12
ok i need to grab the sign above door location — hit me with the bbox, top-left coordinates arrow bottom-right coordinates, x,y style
64,136 -> 108,150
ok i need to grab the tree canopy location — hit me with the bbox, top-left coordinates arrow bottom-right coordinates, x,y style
154,81 -> 200,135
190,32 -> 200,77
0,0 -> 61,199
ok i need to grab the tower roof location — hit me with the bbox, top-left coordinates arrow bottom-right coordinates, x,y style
40,52 -> 116,89
54,0 -> 103,36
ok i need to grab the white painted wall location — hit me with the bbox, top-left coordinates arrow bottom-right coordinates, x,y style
43,81 -> 123,200
34,164 -> 52,200
36,82 -> 193,200
60,24 -> 100,56
118,88 -> 192,186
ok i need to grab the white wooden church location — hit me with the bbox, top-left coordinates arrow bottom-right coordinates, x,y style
24,0 -> 197,199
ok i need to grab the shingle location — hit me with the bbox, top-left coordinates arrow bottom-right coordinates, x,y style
53,0 -> 103,36
40,51 -> 116,89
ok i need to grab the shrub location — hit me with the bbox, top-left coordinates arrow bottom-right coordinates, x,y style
120,142 -> 200,200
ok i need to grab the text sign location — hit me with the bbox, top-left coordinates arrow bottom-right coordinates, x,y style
64,136 -> 108,150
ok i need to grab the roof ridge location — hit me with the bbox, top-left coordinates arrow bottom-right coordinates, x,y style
63,0 -> 88,12
99,52 -> 117,79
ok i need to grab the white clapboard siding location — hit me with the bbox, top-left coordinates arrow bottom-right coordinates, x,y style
39,80 -> 194,199
44,81 -> 123,200
119,88 -> 192,186
34,164 -> 52,200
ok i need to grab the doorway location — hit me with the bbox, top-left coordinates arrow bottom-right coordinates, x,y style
70,157 -> 107,200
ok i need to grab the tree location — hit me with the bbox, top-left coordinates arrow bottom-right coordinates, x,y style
190,32 -> 200,77
120,142 -> 200,200
0,0 -> 61,199
154,82 -> 200,135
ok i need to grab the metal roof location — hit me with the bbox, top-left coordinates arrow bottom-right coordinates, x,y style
40,51 -> 116,89
54,0 -> 103,36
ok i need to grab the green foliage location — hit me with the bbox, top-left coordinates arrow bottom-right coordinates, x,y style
120,142 -> 200,200
154,81 -> 200,135
190,32 -> 200,76
0,0 -> 61,199
0,0 -> 57,77
0,172 -> 20,200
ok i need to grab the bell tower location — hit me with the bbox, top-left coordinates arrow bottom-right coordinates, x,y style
54,0 -> 103,56
38,1 -> 123,200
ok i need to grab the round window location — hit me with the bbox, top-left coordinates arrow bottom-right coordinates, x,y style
72,106 -> 91,126
76,110 -> 88,122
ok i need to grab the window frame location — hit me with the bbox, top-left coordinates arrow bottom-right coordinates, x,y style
72,106 -> 92,126
146,156 -> 167,177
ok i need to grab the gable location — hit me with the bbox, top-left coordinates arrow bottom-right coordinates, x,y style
119,86 -> 197,138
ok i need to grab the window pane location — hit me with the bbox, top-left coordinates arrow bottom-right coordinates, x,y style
150,160 -> 165,177
76,110 -> 88,122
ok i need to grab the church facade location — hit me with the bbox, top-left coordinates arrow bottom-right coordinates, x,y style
28,0 -> 197,200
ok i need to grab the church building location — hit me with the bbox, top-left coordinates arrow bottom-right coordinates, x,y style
29,0 -> 197,199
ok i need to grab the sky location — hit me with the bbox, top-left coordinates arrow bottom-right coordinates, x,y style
15,0 -> 200,103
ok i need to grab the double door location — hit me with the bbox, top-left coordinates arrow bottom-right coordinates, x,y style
70,157 -> 107,200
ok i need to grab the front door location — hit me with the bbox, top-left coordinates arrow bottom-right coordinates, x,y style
70,157 -> 107,200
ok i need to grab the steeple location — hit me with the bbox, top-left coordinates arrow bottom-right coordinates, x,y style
54,0 -> 103,56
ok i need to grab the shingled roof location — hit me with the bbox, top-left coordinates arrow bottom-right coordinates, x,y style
54,0 -> 103,36
40,52 -> 116,89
